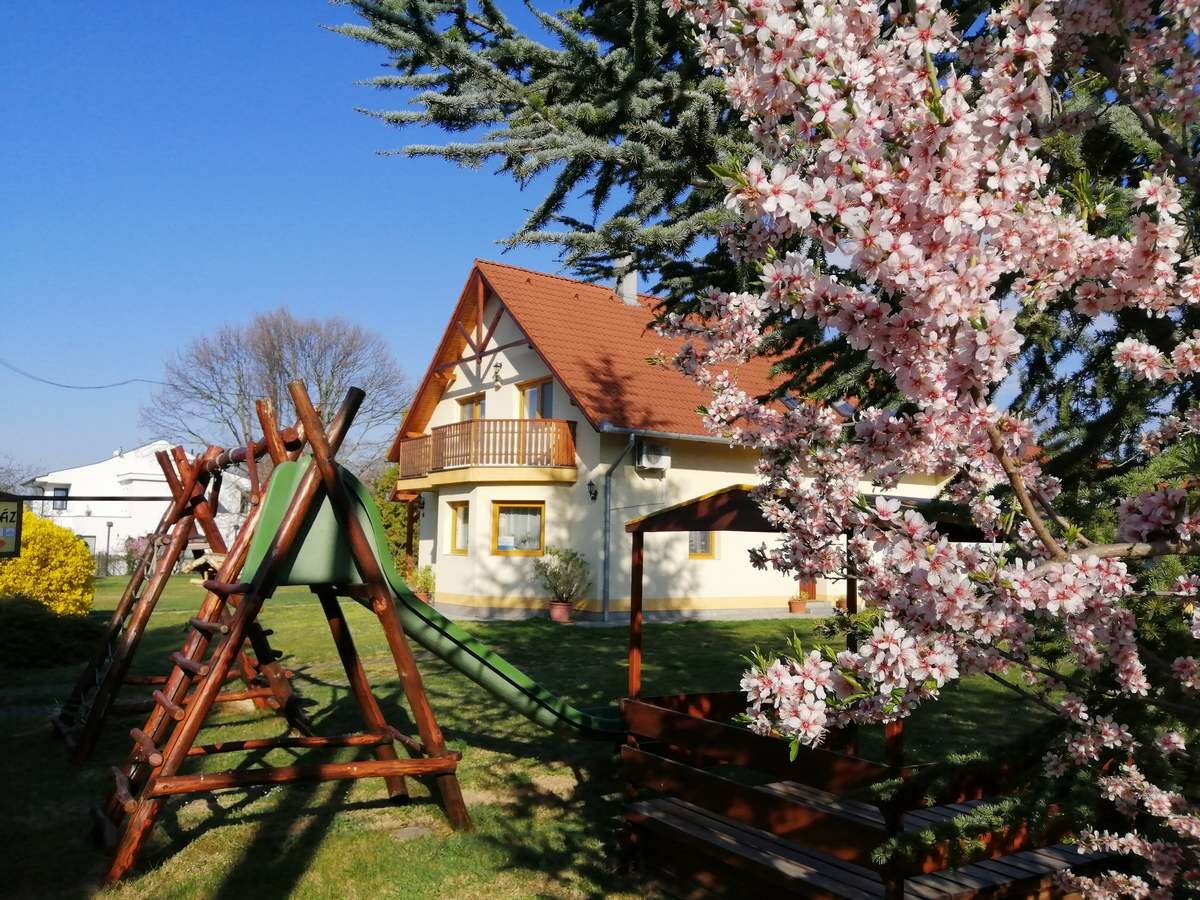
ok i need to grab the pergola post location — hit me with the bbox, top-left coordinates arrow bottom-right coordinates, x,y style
628,531 -> 644,699
405,500 -> 418,567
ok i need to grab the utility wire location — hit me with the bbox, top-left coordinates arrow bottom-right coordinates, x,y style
0,355 -> 166,390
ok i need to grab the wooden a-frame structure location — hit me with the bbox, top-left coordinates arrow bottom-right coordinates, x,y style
96,382 -> 470,884
53,424 -> 305,764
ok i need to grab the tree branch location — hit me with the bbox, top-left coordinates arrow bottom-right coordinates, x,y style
984,419 -> 1067,561
986,672 -> 1061,716
1085,37 -> 1198,190
1032,486 -> 1093,547
1030,539 -> 1200,576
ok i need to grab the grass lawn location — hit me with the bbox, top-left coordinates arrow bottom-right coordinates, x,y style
0,577 -> 1044,899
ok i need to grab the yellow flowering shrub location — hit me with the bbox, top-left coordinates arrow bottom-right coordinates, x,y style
0,510 -> 94,616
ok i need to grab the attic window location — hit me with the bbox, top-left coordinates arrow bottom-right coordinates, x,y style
52,487 -> 69,511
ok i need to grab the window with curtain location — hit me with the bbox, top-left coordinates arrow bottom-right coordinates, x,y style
492,502 -> 544,555
688,531 -> 715,559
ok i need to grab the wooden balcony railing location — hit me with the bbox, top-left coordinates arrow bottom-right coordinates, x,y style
397,418 -> 576,479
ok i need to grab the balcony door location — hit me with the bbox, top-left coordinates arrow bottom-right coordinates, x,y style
455,394 -> 486,468
519,379 -> 553,465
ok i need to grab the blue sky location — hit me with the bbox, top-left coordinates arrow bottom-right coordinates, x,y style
1,2 -> 567,473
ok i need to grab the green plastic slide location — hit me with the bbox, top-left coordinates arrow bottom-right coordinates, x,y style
244,460 -> 625,741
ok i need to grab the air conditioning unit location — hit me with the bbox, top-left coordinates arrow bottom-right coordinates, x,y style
636,441 -> 671,471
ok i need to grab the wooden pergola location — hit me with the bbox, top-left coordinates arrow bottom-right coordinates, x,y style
623,484 -> 980,699
624,484 -> 789,700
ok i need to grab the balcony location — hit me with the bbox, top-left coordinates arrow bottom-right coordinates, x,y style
396,418 -> 577,487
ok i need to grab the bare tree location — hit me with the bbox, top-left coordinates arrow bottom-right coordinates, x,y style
0,455 -> 38,493
140,308 -> 412,466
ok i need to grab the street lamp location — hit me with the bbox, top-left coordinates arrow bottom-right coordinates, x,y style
105,521 -> 113,577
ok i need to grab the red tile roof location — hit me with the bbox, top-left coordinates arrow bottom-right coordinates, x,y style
387,260 -> 780,460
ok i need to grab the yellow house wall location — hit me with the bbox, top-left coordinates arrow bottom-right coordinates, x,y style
411,292 -> 948,616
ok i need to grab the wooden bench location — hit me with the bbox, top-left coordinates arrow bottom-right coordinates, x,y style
621,696 -> 1108,897
625,797 -> 1107,899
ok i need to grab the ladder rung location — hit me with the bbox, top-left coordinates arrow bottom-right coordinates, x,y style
152,690 -> 185,721
188,616 -> 229,636
129,727 -> 163,767
124,674 -> 168,686
111,766 -> 137,813
169,652 -> 209,678
201,580 -> 252,595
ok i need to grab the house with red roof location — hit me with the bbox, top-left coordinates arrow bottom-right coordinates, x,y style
388,261 -> 941,620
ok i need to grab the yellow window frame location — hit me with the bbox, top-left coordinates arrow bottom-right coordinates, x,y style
688,531 -> 716,560
491,500 -> 546,557
448,501 -> 470,556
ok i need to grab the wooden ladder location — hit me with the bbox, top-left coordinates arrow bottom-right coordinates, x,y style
53,445 -> 290,764
95,383 -> 471,884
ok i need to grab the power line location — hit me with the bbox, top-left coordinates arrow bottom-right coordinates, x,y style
0,355 -> 166,390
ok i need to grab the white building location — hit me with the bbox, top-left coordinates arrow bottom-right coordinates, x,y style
25,441 -> 250,572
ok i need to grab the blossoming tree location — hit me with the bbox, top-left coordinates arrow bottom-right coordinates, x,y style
664,0 -> 1200,894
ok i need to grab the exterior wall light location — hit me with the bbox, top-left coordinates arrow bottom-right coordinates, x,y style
586,480 -> 598,502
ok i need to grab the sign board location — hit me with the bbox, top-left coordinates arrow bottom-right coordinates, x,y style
0,494 -> 21,559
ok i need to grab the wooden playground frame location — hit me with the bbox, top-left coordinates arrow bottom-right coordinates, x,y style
92,382 -> 469,884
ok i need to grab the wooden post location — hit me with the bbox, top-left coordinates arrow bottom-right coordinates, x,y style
628,531 -> 644,700
255,399 -> 289,464
884,720 -> 905,772
845,532 -> 859,651
316,588 -> 409,800
843,530 -> 860,756
288,381 -> 471,832
404,500 -> 418,570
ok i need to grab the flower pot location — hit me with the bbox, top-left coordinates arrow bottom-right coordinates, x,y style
788,598 -> 807,615
413,592 -> 430,605
548,600 -> 573,623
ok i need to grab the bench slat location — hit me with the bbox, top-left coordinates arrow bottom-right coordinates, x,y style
627,799 -> 885,900
973,858 -> 1042,880
660,798 -> 887,895
762,780 -> 888,829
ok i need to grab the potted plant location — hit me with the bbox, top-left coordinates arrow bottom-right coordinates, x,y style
533,547 -> 591,624
408,565 -> 436,604
789,579 -> 815,615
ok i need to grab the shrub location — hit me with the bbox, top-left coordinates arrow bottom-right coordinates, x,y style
408,564 -> 435,595
0,595 -> 105,669
533,547 -> 591,604
0,510 -> 94,616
